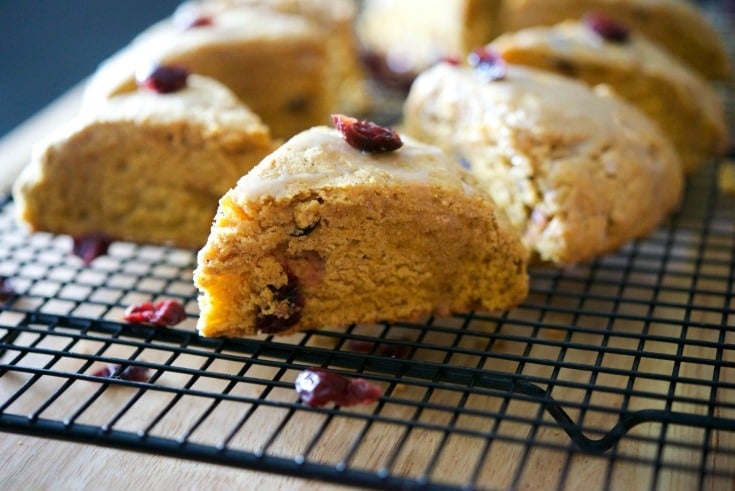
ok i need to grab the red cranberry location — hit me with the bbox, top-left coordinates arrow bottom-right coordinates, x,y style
360,51 -> 416,92
92,363 -> 150,382
136,63 -> 189,94
0,276 -> 14,302
331,114 -> 403,153
172,3 -> 215,30
468,47 -> 507,81
175,10 -> 214,30
583,12 -> 630,43
345,339 -> 410,359
256,273 -> 304,334
72,233 -> 112,265
123,300 -> 187,327
295,368 -> 382,407
440,55 -> 461,66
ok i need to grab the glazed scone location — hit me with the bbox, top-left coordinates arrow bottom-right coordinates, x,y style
356,0 -> 503,88
403,62 -> 684,265
490,19 -> 729,173
194,125 -> 529,337
13,72 -> 275,249
197,0 -> 371,114
81,5 -> 330,139
499,0 -> 731,80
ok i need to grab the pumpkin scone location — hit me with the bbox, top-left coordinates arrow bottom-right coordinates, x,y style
490,17 -> 729,173
356,0 -> 504,88
193,120 -> 529,338
81,4 -> 331,139
498,0 -> 731,80
13,69 -> 275,249
403,60 -> 684,266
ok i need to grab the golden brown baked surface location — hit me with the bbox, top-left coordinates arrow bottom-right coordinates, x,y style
14,74 -> 275,249
81,5 -> 332,140
499,0 -> 732,80
403,63 -> 684,266
194,126 -> 529,337
490,19 -> 729,173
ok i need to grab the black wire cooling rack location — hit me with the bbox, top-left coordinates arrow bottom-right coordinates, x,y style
1,161 -> 734,491
2,3 -> 735,489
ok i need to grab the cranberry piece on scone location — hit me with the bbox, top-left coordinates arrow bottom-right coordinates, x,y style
468,47 -> 507,81
136,63 -> 189,94
584,12 -> 630,43
256,273 -> 304,333
332,114 -> 403,153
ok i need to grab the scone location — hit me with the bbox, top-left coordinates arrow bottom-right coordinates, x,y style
193,123 -> 529,337
499,0 -> 731,80
356,0 -> 503,88
490,18 -> 729,173
81,5 -> 331,139
13,69 -> 275,249
197,0 -> 371,114
403,61 -> 684,266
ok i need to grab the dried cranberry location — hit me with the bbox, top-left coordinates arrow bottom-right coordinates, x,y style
256,273 -> 304,333
468,47 -> 507,81
123,300 -> 187,327
295,368 -> 382,407
176,13 -> 213,29
583,12 -> 630,43
290,218 -> 321,237
92,363 -> 150,382
440,55 -> 461,66
360,51 -> 416,92
0,276 -> 14,302
331,114 -> 403,153
345,339 -> 410,359
136,63 -> 189,94
72,233 -> 113,265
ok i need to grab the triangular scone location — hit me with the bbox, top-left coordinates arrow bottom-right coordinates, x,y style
403,63 -> 683,266
81,5 -> 331,139
194,126 -> 529,338
499,0 -> 731,80
13,74 -> 275,249
490,20 -> 729,173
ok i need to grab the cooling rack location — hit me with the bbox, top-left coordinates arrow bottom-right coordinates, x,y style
2,3 -> 735,490
1,161 -> 734,490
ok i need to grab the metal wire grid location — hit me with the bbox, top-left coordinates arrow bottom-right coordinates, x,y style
0,152 -> 734,490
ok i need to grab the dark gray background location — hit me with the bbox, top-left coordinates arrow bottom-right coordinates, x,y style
0,0 -> 182,139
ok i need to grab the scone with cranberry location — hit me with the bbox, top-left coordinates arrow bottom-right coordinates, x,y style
195,0 -> 371,115
14,68 -> 275,249
194,119 -> 529,338
499,0 -> 731,80
356,0 -> 503,88
403,60 -> 683,265
490,16 -> 729,173
81,4 -> 331,139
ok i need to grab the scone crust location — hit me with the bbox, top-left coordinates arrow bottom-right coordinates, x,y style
194,127 -> 529,337
490,20 -> 729,172
14,75 -> 275,249
403,63 -> 684,265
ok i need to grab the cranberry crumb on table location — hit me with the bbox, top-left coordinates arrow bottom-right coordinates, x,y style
91,363 -> 150,382
0,277 -> 14,302
72,233 -> 113,265
123,300 -> 187,327
295,368 -> 382,407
